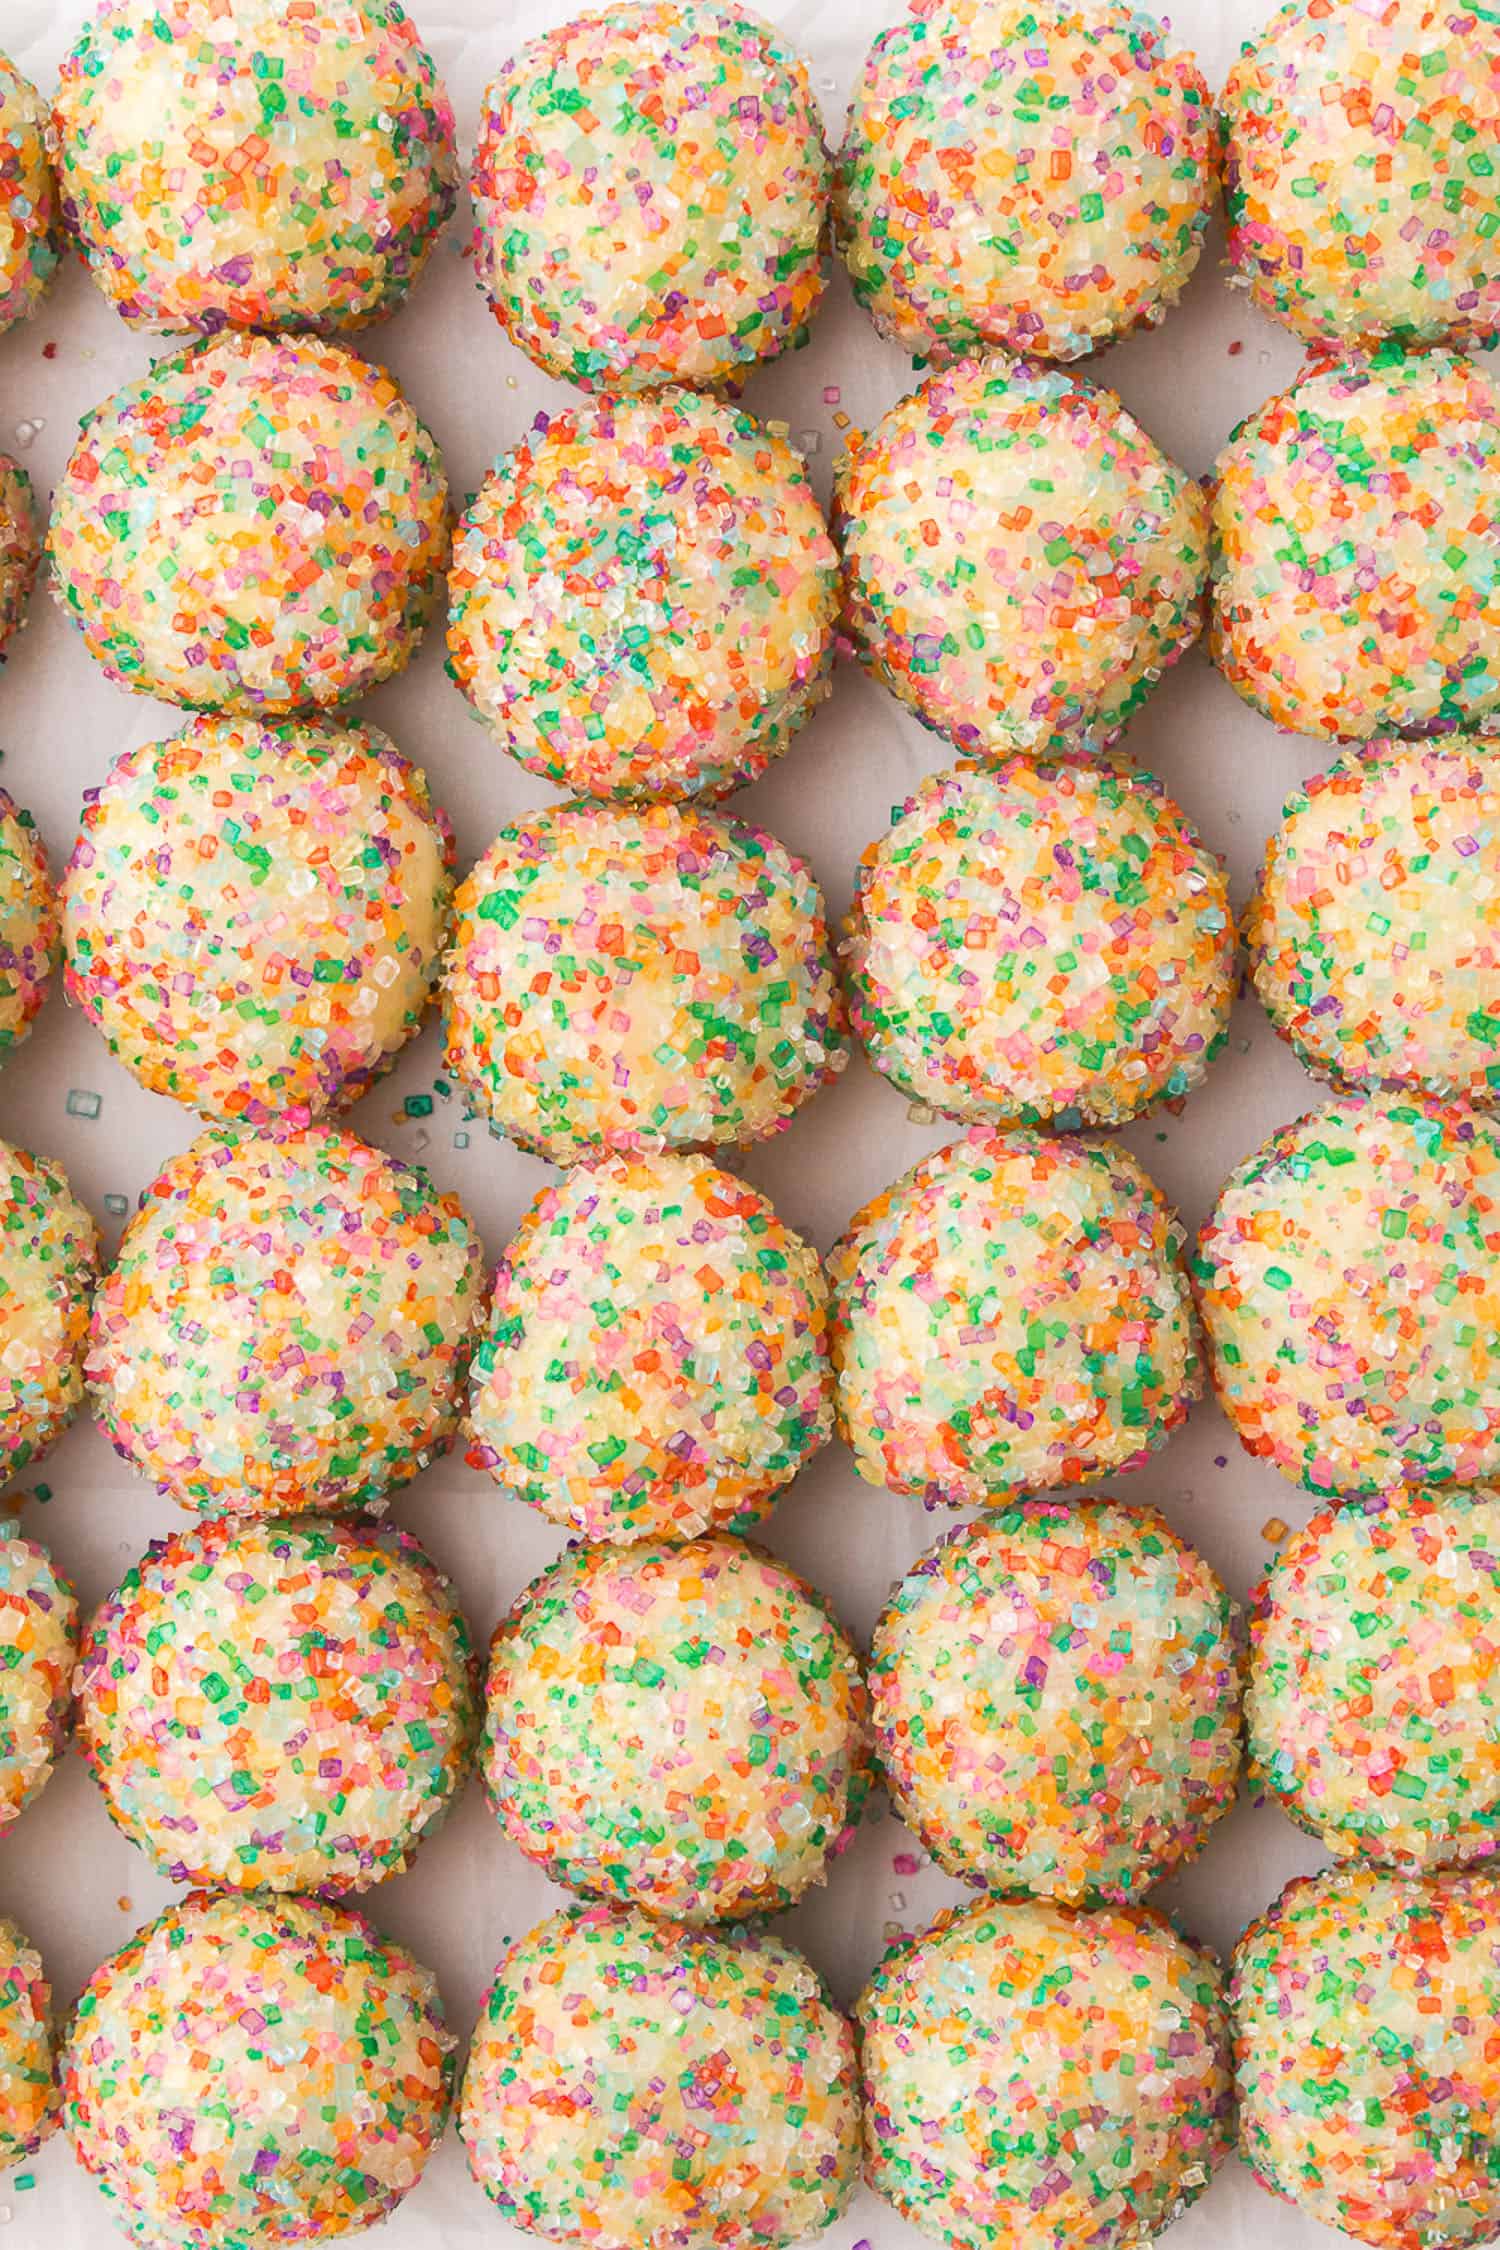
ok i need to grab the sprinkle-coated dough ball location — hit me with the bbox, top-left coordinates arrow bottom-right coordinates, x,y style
0,1535 -> 76,1839
0,455 -> 38,660
446,393 -> 838,803
859,1896 -> 1233,2250
77,1515 -> 478,1895
830,1128 -> 1200,1508
467,1152 -> 832,1544
442,800 -> 846,1163
460,1901 -> 860,2250
0,1917 -> 55,2167
1211,346 -> 1500,740
0,790 -> 55,1064
0,1139 -> 98,1482
845,758 -> 1234,1127
482,1534 -> 869,1924
837,355 -> 1208,756
1233,1865 -> 1500,2249
835,0 -> 1215,364
0,54 -> 57,334
1247,739 -> 1500,1106
88,1122 -> 485,1518
1197,1095 -> 1500,1500
53,0 -> 457,335
872,1498 -> 1240,1903
1250,1489 -> 1500,1872
1223,0 -> 1500,351
470,1 -> 829,393
61,717 -> 454,1125
47,331 -> 450,714
62,1890 -> 453,2250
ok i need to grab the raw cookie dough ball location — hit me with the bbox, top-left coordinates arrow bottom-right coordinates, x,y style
1211,347 -> 1500,740
470,1 -> 829,393
0,456 -> 38,659
859,1896 -> 1233,2250
0,1140 -> 98,1482
0,1918 -> 54,2166
1233,1865 -> 1500,2249
1223,0 -> 1500,351
446,393 -> 838,803
0,790 -> 55,1063
442,801 -> 846,1163
1250,1489 -> 1500,1871
837,355 -> 1207,756
872,1498 -> 1240,1902
0,54 -> 57,334
830,1128 -> 1199,1508
53,0 -> 457,335
836,0 -> 1215,363
467,1152 -> 832,1544
62,1891 -> 452,2249
1197,1095 -> 1500,1499
482,1534 -> 868,1924
76,1516 -> 478,1895
461,1902 -> 860,2250
47,331 -> 449,715
845,758 -> 1234,1126
0,1535 -> 76,1838
61,717 -> 454,1125
88,1122 -> 485,1518
1247,739 -> 1500,1106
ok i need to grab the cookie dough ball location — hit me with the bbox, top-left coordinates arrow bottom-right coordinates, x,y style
0,790 -> 55,1063
442,801 -> 846,1163
77,1516 -> 477,1895
88,1122 -> 485,1517
838,355 -> 1207,756
1223,0 -> 1500,351
462,1902 -> 859,2250
53,0 -> 457,335
0,1141 -> 98,1482
1247,739 -> 1500,1106
0,1536 -> 76,1838
482,1535 -> 868,1924
471,1 -> 828,392
47,332 -> 449,714
0,456 -> 38,660
0,1918 -> 54,2167
61,717 -> 454,1124
836,0 -> 1215,364
62,1891 -> 452,2248
830,1128 -> 1199,1508
873,1499 -> 1240,1902
860,1896 -> 1233,2250
0,55 -> 56,334
1233,1865 -> 1500,2249
467,1153 -> 832,1544
446,394 -> 838,803
846,758 -> 1234,1127
1197,1095 -> 1500,1500
1212,347 -> 1500,740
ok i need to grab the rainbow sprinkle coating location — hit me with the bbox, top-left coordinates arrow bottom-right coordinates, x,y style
442,800 -> 846,1164
467,1151 -> 832,1545
460,1900 -> 860,2250
859,1895 -> 1233,2250
0,788 -> 56,1064
872,1498 -> 1241,1903
829,1127 -> 1200,1508
62,1889 -> 453,2250
470,1 -> 829,393
0,1534 -> 76,1839
844,757 -> 1234,1128
482,1533 -> 869,1924
1232,1865 -> 1500,2250
88,1121 -> 486,1518
0,1916 -> 55,2168
836,354 -> 1208,757
446,392 -> 838,804
1197,1095 -> 1500,1500
46,330 -> 450,714
1247,738 -> 1500,1107
53,0 -> 457,336
1250,1489 -> 1500,1872
0,1138 -> 98,1483
1211,345 -> 1500,740
0,453 -> 38,658
0,53 -> 57,334
76,1515 -> 478,1896
61,716 -> 455,1125
1223,0 -> 1500,351
835,0 -> 1215,364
